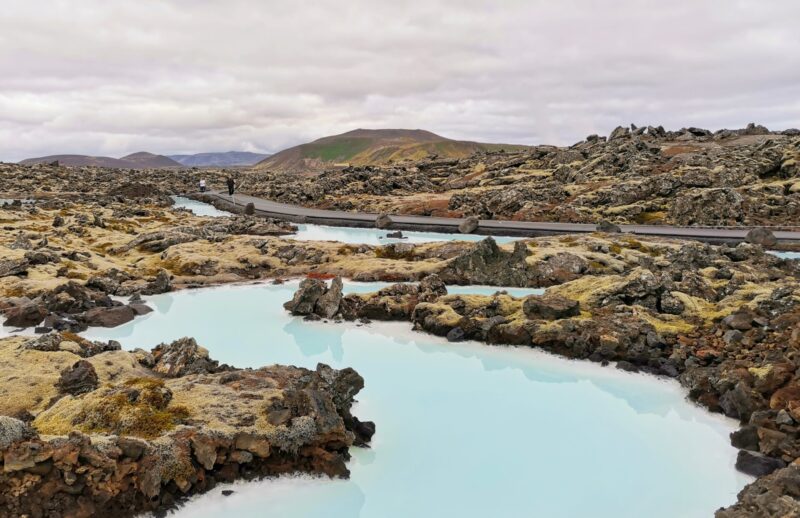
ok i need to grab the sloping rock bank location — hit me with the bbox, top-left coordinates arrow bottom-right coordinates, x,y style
285,269 -> 800,516
0,334 -> 373,518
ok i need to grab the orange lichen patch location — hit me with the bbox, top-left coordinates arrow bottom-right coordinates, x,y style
662,145 -> 703,157
395,195 -> 451,215
306,272 -> 337,280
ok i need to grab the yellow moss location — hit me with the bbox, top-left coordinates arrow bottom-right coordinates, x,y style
37,378 -> 191,439
416,301 -> 463,327
0,337 -> 79,417
620,237 -> 644,250
749,365 -> 773,381
633,211 -> 667,224
638,312 -> 696,335
375,246 -> 415,260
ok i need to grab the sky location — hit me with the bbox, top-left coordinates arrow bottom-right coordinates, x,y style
1,0 -> 799,162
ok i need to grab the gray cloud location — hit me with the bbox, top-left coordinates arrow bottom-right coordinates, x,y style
1,0 -> 799,161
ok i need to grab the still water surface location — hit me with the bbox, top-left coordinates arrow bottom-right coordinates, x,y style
81,281 -> 750,518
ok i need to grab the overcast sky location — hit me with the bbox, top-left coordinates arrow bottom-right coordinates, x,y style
1,0 -> 799,161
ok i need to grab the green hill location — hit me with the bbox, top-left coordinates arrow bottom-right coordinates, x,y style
254,129 -> 529,174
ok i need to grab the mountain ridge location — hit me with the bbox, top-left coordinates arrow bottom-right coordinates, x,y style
20,152 -> 181,169
168,151 -> 271,167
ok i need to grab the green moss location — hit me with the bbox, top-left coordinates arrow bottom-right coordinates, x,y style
75,378 -> 190,439
301,138 -> 374,162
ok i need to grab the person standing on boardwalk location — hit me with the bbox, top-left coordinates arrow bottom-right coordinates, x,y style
226,177 -> 235,196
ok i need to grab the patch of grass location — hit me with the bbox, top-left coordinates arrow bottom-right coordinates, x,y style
302,139 -> 374,162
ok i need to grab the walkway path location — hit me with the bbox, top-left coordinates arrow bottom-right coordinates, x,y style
204,191 -> 800,245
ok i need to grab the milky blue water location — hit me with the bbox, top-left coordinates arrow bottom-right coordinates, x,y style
80,280 -> 750,518
169,196 -> 519,245
290,224 -> 519,245
772,251 -> 800,260
0,282 -> 540,339
171,196 -> 233,217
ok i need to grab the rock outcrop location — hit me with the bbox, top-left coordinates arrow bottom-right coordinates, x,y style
220,124 -> 800,229
0,334 -> 373,518
441,238 -> 530,286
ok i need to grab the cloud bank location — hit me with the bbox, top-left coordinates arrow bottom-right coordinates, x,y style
1,0 -> 799,161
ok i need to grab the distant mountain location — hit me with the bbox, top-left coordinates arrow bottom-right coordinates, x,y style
168,151 -> 271,167
20,152 -> 182,169
254,129 -> 530,174
120,152 -> 182,168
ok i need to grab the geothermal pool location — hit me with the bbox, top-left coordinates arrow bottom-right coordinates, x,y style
289,223 -> 520,245
170,196 -> 519,245
171,196 -> 800,257
171,196 -> 233,218
82,280 -> 751,518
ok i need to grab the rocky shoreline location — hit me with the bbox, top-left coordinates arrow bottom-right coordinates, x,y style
284,245 -> 800,516
1,181 -> 799,516
0,333 -> 373,517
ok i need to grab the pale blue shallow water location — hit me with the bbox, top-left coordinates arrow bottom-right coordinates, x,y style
81,280 -> 750,518
290,223 -> 519,245
170,196 -> 518,245
772,251 -> 800,260
0,282 -> 541,338
171,196 -> 234,217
